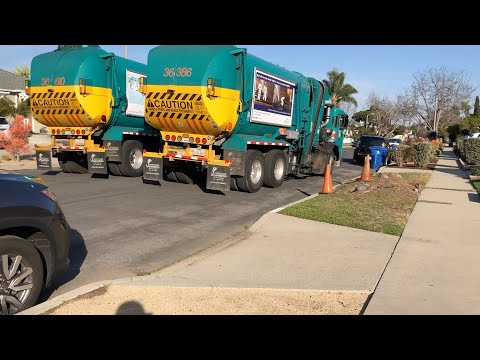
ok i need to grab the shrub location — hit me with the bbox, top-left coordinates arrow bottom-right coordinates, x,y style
2,115 -> 32,161
472,167 -> 480,176
392,145 -> 412,167
456,138 -> 464,159
413,142 -> 433,168
463,138 -> 480,165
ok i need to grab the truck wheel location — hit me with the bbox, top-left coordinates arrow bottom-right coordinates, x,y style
236,150 -> 265,193
118,140 -> 143,177
107,162 -> 122,176
230,177 -> 239,191
176,171 -> 194,184
58,155 -> 72,173
165,169 -> 178,182
264,150 -> 287,188
66,154 -> 88,174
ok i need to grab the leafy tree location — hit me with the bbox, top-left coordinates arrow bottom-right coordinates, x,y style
15,99 -> 30,117
0,98 -> 16,117
323,69 -> 358,107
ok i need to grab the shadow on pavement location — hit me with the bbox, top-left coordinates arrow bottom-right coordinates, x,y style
39,229 -> 88,302
42,170 -> 63,176
468,193 -> 480,203
116,301 -> 152,315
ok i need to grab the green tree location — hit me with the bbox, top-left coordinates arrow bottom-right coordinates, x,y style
15,65 -> 30,78
15,99 -> 31,117
474,96 -> 480,116
0,98 -> 15,117
323,69 -> 358,107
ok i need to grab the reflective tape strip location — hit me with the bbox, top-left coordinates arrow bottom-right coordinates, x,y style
246,141 -> 290,146
166,153 -> 208,161
59,146 -> 84,150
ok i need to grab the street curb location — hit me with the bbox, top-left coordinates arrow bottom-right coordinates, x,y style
20,174 -> 361,315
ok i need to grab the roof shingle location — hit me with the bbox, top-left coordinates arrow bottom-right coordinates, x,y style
0,69 -> 26,91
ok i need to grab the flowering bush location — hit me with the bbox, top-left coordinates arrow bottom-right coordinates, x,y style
2,115 -> 32,161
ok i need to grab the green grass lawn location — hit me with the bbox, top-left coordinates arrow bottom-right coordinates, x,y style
473,180 -> 480,193
280,173 -> 431,236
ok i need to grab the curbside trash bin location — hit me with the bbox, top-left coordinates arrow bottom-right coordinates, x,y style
370,146 -> 388,170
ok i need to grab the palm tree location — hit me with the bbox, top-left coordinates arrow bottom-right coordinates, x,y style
15,65 -> 30,79
323,69 -> 358,107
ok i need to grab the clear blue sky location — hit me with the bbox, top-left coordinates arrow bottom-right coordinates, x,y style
2,45 -> 480,110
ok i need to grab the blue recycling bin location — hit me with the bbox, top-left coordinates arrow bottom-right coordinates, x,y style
370,146 -> 388,170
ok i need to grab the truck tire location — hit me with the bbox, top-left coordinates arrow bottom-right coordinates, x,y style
0,235 -> 44,315
263,150 -> 287,188
117,140 -> 143,177
176,171 -> 194,184
165,169 -> 178,182
66,159 -> 88,174
107,162 -> 122,176
58,156 -> 72,173
236,150 -> 265,193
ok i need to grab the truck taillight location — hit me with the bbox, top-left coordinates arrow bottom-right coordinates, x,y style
165,135 -> 170,141
171,135 -> 176,141
201,138 -> 207,144
81,130 -> 86,135
331,131 -> 336,139
56,129 -> 61,135
195,137 -> 200,144
279,128 -> 287,135
76,130 -> 80,134
51,129 -> 55,134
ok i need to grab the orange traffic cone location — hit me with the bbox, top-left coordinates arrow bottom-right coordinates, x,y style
361,154 -> 372,182
322,163 -> 334,193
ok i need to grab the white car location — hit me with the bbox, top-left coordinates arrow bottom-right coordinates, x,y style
467,132 -> 480,138
0,117 -> 10,133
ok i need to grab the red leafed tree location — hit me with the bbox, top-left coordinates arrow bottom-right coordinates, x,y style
0,132 -> 7,150
4,115 -> 32,161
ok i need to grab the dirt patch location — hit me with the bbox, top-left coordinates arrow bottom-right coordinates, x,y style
43,286 -> 370,315
387,157 -> 438,170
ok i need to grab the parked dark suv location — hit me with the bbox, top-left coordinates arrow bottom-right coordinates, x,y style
0,171 -> 70,315
353,135 -> 389,164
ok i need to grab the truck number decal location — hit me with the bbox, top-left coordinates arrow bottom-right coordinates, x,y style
54,77 -> 65,85
41,78 -> 50,86
163,67 -> 192,78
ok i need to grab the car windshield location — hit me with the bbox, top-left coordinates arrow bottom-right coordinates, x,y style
0,118 -> 8,125
389,139 -> 401,143
360,137 -> 385,147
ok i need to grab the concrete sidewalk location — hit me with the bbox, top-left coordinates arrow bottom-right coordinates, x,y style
22,213 -> 399,315
365,149 -> 480,314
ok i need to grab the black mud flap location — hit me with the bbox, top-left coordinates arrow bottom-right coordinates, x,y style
143,156 -> 163,182
310,149 -> 331,174
206,164 -> 231,192
87,151 -> 108,174
104,140 -> 122,162
36,150 -> 52,170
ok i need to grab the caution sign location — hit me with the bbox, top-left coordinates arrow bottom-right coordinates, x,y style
206,164 -> 230,192
145,92 -> 207,118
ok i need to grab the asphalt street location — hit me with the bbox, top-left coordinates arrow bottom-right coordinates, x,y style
15,146 -> 362,302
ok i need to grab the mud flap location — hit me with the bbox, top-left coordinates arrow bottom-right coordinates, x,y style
143,156 -> 163,182
310,149 -> 331,174
36,150 -> 52,170
104,140 -> 122,162
87,150 -> 108,174
206,164 -> 231,192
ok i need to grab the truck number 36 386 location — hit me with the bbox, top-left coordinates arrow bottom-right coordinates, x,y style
163,67 -> 192,77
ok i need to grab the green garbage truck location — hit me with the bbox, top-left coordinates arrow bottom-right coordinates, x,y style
27,45 -> 160,176
141,45 -> 348,192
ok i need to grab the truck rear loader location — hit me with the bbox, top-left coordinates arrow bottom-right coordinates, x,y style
141,45 -> 348,192
27,45 -> 160,176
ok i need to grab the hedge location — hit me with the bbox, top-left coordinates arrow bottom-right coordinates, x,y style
463,138 -> 480,165
412,142 -> 433,168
